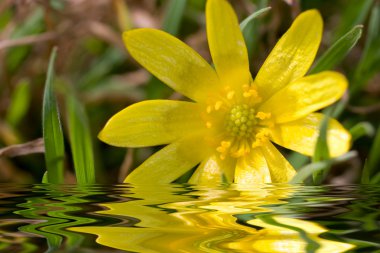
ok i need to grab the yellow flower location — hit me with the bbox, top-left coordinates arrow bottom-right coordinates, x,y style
99,0 -> 351,184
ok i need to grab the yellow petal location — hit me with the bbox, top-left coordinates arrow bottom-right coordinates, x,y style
124,134 -> 210,184
270,113 -> 351,157
260,142 -> 296,183
123,29 -> 220,102
188,154 -> 235,184
234,148 -> 272,185
99,100 -> 204,147
259,71 -> 348,123
206,0 -> 251,88
254,9 -> 323,101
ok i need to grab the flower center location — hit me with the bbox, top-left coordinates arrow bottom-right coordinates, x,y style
204,84 -> 274,160
226,104 -> 256,138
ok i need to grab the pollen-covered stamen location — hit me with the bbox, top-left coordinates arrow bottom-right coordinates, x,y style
226,104 -> 256,138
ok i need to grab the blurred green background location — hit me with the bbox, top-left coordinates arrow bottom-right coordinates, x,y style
0,0 -> 379,184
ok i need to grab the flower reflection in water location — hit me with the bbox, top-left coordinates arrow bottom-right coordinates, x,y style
70,184 -> 354,252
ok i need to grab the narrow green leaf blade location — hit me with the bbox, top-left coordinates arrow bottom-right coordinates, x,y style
241,4 -> 270,63
350,122 -> 375,142
351,4 -> 380,96
310,25 -> 363,74
42,47 -> 65,184
312,114 -> 330,184
240,7 -> 271,32
367,126 -> 380,182
361,160 -> 370,184
162,0 -> 187,36
291,151 -> 357,184
6,79 -> 31,127
333,0 -> 373,41
67,95 -> 96,184
42,171 -> 48,184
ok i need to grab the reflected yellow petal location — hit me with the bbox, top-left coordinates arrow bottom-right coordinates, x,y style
125,133 -> 210,184
260,142 -> 296,183
254,9 -> 323,101
123,29 -> 220,102
206,0 -> 251,88
247,217 -> 355,253
271,113 -> 351,157
235,148 -> 272,185
98,100 -> 204,147
259,71 -> 348,123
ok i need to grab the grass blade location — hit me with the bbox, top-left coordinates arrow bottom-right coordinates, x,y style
350,122 -> 375,142
351,3 -> 380,96
310,25 -> 363,74
361,160 -> 370,184
162,0 -> 187,35
42,47 -> 65,184
66,95 -> 96,184
367,126 -> 380,183
240,7 -> 271,32
332,0 -> 372,42
6,79 -> 31,127
291,151 -> 357,184
241,3 -> 270,63
312,115 -> 330,184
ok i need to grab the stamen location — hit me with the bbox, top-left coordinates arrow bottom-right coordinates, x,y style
256,111 -> 271,120
216,140 -> 231,160
227,91 -> 235,100
214,101 -> 223,111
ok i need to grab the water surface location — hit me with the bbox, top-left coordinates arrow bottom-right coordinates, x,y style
0,183 -> 379,252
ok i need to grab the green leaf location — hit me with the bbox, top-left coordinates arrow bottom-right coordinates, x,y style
287,152 -> 309,170
66,95 -> 96,184
241,3 -> 270,63
310,25 -> 363,74
6,79 -> 31,127
42,47 -> 65,184
240,7 -> 271,32
361,160 -> 370,184
42,171 -> 49,184
79,47 -> 125,90
162,0 -> 188,35
5,8 -> 45,72
312,114 -> 330,184
351,3 -> 380,96
291,151 -> 357,184
367,126 -> 380,183
332,0 -> 373,42
350,122 -> 375,142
